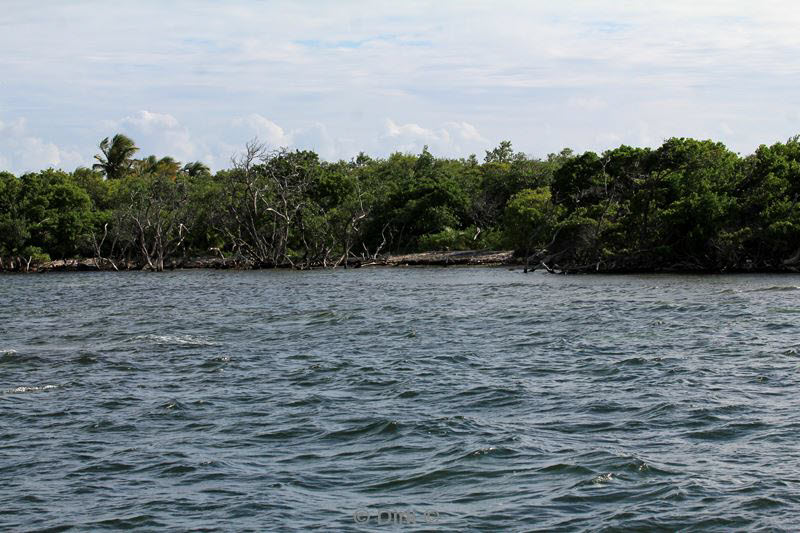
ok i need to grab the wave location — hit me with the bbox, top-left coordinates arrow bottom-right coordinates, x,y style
0,349 -> 21,365
130,334 -> 218,347
746,286 -> 800,293
321,419 -> 400,441
4,384 -> 59,394
457,446 -> 520,462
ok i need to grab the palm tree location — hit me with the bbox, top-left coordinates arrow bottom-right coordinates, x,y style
154,156 -> 181,178
181,161 -> 211,179
93,134 -> 139,180
132,155 -> 182,180
134,154 -> 160,175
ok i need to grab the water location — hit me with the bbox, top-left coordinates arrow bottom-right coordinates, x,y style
2,268 -> 800,531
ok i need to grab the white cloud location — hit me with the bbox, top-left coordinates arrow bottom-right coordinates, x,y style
0,115 -> 85,174
381,119 -> 488,156
231,115 -> 354,160
115,110 -> 199,162
0,118 -> 28,138
121,110 -> 181,132
233,114 -> 293,148
2,2 -> 800,165
385,119 -> 441,142
445,121 -> 488,143
292,122 -> 341,160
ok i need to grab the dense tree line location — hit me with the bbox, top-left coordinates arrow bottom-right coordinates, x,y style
2,134 -> 800,272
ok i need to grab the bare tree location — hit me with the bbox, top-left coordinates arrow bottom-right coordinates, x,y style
118,173 -> 191,271
218,139 -> 316,267
332,179 -> 371,268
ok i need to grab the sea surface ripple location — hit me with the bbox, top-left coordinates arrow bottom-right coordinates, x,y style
2,268 -> 800,531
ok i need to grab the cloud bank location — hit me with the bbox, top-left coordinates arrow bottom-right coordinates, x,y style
2,1 -> 800,173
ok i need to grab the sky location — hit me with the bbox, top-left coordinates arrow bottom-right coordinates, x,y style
1,0 -> 800,174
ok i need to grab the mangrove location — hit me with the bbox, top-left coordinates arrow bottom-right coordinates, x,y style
2,134 -> 800,273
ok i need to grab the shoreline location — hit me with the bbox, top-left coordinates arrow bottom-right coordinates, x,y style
3,250 -> 800,274
0,250 -> 517,273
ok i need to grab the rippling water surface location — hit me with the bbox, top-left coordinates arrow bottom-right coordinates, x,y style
3,268 -> 800,531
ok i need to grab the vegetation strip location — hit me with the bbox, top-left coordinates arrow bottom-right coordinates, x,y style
3,135 -> 800,273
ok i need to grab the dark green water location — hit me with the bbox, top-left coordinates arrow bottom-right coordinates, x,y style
2,268 -> 800,531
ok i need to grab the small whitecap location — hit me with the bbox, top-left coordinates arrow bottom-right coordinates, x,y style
159,399 -> 188,411
132,334 -> 218,347
591,473 -> 614,484
6,384 -> 58,394
470,447 -> 496,456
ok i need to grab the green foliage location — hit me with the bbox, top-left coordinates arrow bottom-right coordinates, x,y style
416,226 -> 504,252
364,148 -> 471,252
182,161 -> 212,179
0,171 -> 29,256
72,167 -> 114,210
21,246 -> 50,263
418,227 -> 475,251
7,132 -> 800,272
503,187 -> 561,253
93,134 -> 139,180
485,140 -> 515,163
18,170 -> 94,259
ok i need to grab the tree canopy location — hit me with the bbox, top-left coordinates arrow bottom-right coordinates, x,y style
3,134 -> 800,273
93,134 -> 139,180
